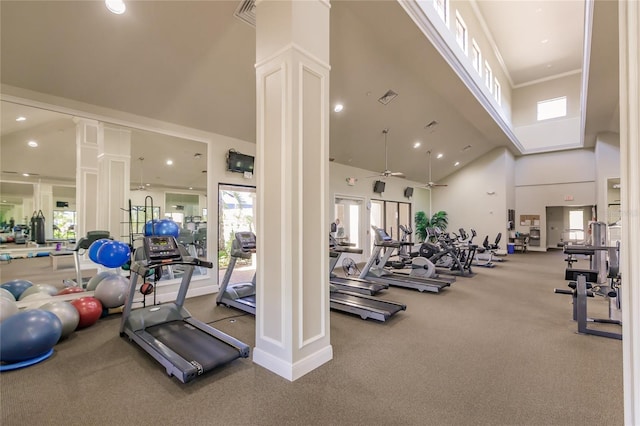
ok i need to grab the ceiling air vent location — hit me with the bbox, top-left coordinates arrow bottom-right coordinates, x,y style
378,90 -> 398,105
234,0 -> 256,27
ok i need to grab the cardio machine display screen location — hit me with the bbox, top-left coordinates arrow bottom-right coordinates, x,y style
144,236 -> 182,261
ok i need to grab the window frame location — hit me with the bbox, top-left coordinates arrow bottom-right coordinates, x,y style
484,61 -> 493,94
455,11 -> 468,55
494,78 -> 501,105
471,39 -> 482,76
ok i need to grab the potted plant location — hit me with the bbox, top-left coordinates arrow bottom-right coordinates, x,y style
415,210 -> 448,242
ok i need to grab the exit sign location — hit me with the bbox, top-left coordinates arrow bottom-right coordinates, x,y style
564,195 -> 574,201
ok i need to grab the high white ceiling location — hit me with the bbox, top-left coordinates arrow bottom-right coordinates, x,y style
0,0 -> 618,201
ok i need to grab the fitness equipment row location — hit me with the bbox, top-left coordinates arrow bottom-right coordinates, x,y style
120,235 -> 249,383
359,226 -> 453,293
217,232 -> 406,322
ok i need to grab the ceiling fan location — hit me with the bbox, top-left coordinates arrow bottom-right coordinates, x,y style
364,128 -> 405,179
422,150 -> 448,188
131,157 -> 149,191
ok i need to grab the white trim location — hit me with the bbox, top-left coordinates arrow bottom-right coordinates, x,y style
579,0 -> 595,151
513,69 -> 583,90
253,344 -> 333,382
471,38 -> 482,76
619,0 -> 640,422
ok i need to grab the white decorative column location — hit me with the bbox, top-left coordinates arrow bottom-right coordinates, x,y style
74,118 -> 100,238
253,0 -> 332,381
97,124 -> 131,242
619,1 -> 640,423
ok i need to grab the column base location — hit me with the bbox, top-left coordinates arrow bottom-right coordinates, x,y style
253,344 -> 333,381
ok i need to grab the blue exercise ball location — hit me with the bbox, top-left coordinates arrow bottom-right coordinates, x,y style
155,219 -> 180,237
88,239 -> 111,264
0,310 -> 62,363
143,220 -> 159,237
1,279 -> 34,300
96,241 -> 131,269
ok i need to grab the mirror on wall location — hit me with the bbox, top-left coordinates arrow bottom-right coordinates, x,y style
1,100 -> 209,265
606,178 -> 621,225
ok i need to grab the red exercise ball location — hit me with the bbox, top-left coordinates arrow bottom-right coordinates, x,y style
70,297 -> 103,329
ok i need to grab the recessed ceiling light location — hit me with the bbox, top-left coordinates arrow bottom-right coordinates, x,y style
105,0 -> 126,14
27,140 -> 38,148
541,39 -> 549,44
334,104 -> 344,113
413,141 -> 421,149
454,161 -> 460,166
436,153 -> 444,159
16,116 -> 26,122
189,187 -> 193,190
22,173 -> 30,177
166,159 -> 173,166
145,183 -> 150,187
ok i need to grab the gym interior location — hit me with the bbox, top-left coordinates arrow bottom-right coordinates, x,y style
1,1 -> 638,425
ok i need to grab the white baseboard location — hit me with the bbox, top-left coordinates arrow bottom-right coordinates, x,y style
253,344 -> 333,381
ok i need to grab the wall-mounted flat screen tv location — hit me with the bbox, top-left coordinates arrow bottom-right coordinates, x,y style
227,150 -> 255,174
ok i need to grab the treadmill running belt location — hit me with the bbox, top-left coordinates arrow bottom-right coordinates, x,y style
331,292 -> 404,316
146,321 -> 241,372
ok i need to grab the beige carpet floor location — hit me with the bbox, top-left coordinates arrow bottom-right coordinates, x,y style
0,250 -> 623,425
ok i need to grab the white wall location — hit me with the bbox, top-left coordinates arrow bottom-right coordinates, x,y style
512,73 -> 582,152
515,149 -> 596,250
433,147 -> 510,245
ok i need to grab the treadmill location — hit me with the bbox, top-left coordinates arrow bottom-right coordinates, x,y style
216,232 -> 256,315
328,236 -> 387,296
327,237 -> 405,321
359,227 -> 452,293
120,235 -> 250,383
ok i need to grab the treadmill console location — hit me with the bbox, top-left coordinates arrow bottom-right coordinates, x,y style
143,236 -> 183,262
235,232 -> 256,251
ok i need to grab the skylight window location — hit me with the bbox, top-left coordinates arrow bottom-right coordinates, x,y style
484,61 -> 493,94
471,40 -> 481,76
537,97 -> 567,120
433,0 -> 449,26
455,12 -> 468,54
494,79 -> 501,105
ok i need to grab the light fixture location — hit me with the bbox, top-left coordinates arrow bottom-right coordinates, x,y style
166,159 -> 173,166
105,0 -> 126,14
378,90 -> 398,105
16,116 -> 26,122
436,153 -> 444,159
454,161 -> 460,166
413,141 -> 421,149
334,104 -> 344,113
27,140 -> 38,148
541,39 -> 549,44
189,187 -> 193,190
22,173 -> 29,177
487,191 -> 496,195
